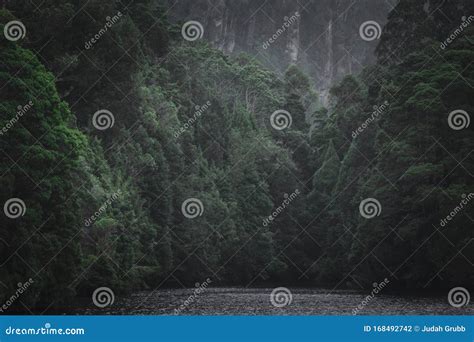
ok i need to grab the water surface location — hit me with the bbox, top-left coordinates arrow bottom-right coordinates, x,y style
77,287 -> 472,315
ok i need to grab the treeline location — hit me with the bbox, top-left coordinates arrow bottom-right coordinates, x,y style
0,0 -> 472,311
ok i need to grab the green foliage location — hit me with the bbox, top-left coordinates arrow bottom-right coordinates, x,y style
1,0 -> 472,313
305,16 -> 474,288
0,42 -> 86,307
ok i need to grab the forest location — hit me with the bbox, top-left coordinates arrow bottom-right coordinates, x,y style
0,0 -> 473,311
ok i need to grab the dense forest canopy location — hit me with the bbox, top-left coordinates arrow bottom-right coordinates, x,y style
0,0 -> 472,311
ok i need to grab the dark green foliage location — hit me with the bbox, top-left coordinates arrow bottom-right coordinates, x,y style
1,0 -> 472,312
0,40 -> 86,307
305,8 -> 474,288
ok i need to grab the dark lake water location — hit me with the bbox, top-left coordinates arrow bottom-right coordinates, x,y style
76,287 -> 473,315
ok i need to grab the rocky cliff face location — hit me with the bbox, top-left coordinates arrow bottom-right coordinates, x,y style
167,0 -> 397,104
